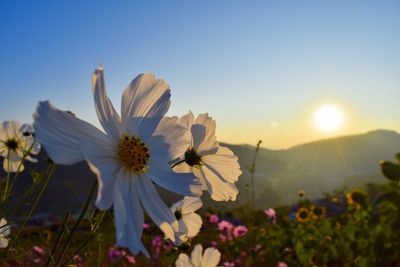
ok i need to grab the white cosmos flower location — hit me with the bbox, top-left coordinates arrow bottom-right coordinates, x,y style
0,218 -> 11,248
33,65 -> 202,256
173,112 -> 242,201
175,244 -> 221,267
0,121 -> 40,172
170,196 -> 202,244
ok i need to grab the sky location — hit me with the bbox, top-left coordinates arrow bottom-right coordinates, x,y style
0,0 -> 399,149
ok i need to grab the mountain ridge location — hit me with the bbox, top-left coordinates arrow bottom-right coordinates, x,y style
4,129 -> 400,214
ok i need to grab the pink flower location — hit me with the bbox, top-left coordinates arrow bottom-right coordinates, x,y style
218,220 -> 234,232
108,247 -> 123,262
209,214 -> 219,223
219,234 -> 227,242
277,261 -> 288,267
210,240 -> 218,247
152,236 -> 162,248
224,262 -> 235,267
32,245 -> 45,255
240,251 -> 248,257
143,223 -> 150,230
265,208 -> 276,217
233,225 -> 248,238
125,255 -> 136,264
254,244 -> 262,252
265,208 -> 277,224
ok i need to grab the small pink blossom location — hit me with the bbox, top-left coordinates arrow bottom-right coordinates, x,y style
218,220 -> 234,232
254,244 -> 262,252
209,214 -> 219,223
32,245 -> 45,255
265,208 -> 277,224
143,223 -> 150,229
108,247 -> 123,262
277,261 -> 288,267
125,255 -> 136,264
152,236 -> 162,248
224,262 -> 235,267
240,251 -> 248,257
233,225 -> 248,238
210,240 -> 218,247
219,234 -> 227,242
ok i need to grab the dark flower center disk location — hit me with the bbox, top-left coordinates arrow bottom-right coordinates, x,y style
174,210 -> 182,220
299,211 -> 308,219
184,148 -> 202,166
5,138 -> 19,151
313,207 -> 323,216
118,136 -> 149,172
351,192 -> 364,204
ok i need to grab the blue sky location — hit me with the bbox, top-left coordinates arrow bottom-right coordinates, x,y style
1,1 -> 399,148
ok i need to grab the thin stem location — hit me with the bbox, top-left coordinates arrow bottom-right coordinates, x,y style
2,151 -> 11,202
8,141 -> 37,194
59,222 -> 111,267
54,180 -> 97,266
45,213 -> 71,267
250,140 -> 262,209
15,163 -> 56,239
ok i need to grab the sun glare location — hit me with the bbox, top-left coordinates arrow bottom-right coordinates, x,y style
314,105 -> 344,133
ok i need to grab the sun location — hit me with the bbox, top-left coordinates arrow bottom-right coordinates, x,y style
314,105 -> 344,133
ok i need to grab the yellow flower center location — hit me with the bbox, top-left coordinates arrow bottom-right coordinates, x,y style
118,135 -> 150,172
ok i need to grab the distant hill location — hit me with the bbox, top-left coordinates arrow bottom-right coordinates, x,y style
222,129 -> 400,209
4,129 -> 400,214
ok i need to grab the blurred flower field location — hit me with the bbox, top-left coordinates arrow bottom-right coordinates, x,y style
1,177 -> 400,266
0,66 -> 399,266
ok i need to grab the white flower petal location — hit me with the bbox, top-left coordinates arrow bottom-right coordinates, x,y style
121,73 -> 170,136
201,147 -> 242,183
147,162 -> 202,197
79,138 -> 119,210
173,162 -> 191,173
192,114 -> 218,155
113,171 -> 148,256
181,197 -> 203,215
191,244 -> 203,267
33,101 -> 108,165
3,157 -> 23,173
91,66 -> 122,143
0,237 -> 9,248
182,213 -> 202,237
201,247 -> 221,267
154,116 -> 191,161
175,253 -> 193,267
137,175 -> 177,242
193,166 -> 238,201
0,219 -> 10,237
179,111 -> 195,132
0,121 -> 20,140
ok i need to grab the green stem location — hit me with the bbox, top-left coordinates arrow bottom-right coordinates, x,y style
54,180 -> 97,266
59,222 -> 110,267
15,163 -> 56,239
45,212 -> 71,267
2,141 -> 36,202
2,151 -> 11,202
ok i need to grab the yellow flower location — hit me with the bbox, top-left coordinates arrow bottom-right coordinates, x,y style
346,189 -> 366,209
296,207 -> 311,223
298,190 -> 305,198
309,205 -> 326,220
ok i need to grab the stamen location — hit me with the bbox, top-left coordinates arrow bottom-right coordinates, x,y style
118,135 -> 150,173
184,148 -> 202,166
5,138 -> 19,151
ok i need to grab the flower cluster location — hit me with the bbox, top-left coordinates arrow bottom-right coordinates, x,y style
27,65 -> 242,258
